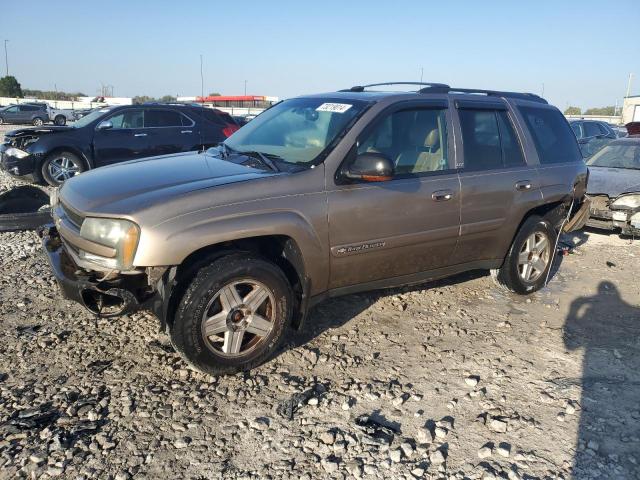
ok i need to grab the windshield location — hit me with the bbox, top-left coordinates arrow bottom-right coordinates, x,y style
224,97 -> 368,164
587,143 -> 640,169
72,108 -> 113,128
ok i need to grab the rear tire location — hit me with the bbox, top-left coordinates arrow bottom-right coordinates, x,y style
41,151 -> 86,186
170,254 -> 293,375
0,116 -> 4,125
491,215 -> 556,294
32,117 -> 45,126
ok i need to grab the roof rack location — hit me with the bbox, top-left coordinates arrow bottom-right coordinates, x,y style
437,87 -> 548,104
341,82 -> 547,104
341,82 -> 450,92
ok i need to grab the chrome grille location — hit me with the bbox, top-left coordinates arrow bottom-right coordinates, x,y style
61,202 -> 85,229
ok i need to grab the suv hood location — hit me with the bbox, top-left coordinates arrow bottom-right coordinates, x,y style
61,151 -> 278,215
5,126 -> 75,139
587,166 -> 640,197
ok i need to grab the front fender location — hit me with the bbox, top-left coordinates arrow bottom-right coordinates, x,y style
134,205 -> 328,294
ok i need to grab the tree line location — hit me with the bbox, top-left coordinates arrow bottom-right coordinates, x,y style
564,105 -> 617,116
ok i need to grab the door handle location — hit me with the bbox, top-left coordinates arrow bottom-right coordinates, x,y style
134,133 -> 147,137
181,130 -> 193,134
432,190 -> 454,202
515,181 -> 532,191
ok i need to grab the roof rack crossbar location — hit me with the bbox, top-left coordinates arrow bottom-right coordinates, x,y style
341,82 -> 450,92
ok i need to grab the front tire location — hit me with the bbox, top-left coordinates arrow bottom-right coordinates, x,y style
491,215 -> 556,294
41,151 -> 86,186
54,115 -> 66,126
170,254 -> 293,375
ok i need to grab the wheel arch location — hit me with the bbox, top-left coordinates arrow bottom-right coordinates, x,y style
161,234 -> 310,333
42,146 -> 91,171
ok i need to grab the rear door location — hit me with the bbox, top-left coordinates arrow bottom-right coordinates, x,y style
452,100 -> 541,264
144,108 -> 196,156
17,105 -> 36,123
92,109 -> 149,166
327,101 -> 461,289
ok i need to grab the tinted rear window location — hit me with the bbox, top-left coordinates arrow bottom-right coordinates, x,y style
518,106 -> 582,164
145,109 -> 183,127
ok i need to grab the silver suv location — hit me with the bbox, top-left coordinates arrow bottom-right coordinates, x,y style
41,82 -> 590,375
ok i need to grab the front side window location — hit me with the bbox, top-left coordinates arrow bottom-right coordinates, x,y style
358,108 -> 449,175
518,106 -> 582,164
108,110 -> 144,129
224,97 -> 367,164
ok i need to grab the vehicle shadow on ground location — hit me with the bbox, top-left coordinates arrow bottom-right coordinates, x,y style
562,281 -> 640,478
282,270 -> 486,351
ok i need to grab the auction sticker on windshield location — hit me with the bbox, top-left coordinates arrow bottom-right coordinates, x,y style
316,103 -> 352,113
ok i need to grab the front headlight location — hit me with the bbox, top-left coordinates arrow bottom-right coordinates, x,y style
611,194 -> 640,209
4,147 -> 29,159
80,217 -> 140,270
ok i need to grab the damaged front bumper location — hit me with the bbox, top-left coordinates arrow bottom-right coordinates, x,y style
586,195 -> 640,236
39,225 -> 170,320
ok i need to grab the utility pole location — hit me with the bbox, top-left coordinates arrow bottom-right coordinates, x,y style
626,73 -> 634,98
420,67 -> 424,83
541,83 -> 545,98
244,80 -> 247,96
200,55 -> 204,100
3,40 -> 8,76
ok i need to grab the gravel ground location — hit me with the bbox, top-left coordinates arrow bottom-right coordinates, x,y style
0,152 -> 639,479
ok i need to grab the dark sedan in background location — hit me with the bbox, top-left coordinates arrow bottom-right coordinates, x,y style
586,136 -> 640,236
0,103 -> 239,186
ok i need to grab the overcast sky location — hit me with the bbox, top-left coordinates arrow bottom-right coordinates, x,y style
2,0 -> 639,109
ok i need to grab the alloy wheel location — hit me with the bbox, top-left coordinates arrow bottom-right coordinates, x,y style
48,156 -> 80,183
201,279 -> 275,357
517,232 -> 550,282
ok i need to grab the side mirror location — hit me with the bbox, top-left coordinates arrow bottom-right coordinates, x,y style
97,120 -> 113,130
345,153 -> 394,182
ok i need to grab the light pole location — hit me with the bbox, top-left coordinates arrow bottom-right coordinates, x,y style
244,80 -> 247,96
3,40 -> 8,76
200,55 -> 204,100
626,73 -> 634,98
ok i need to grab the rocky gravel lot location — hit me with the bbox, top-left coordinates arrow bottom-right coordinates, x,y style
1,154 -> 639,479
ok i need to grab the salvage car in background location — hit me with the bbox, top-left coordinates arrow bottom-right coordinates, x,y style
0,103 -> 239,186
0,103 -> 49,126
586,136 -> 640,236
570,119 -> 617,158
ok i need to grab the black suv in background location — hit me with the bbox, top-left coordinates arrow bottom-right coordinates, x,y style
0,104 -> 239,185
569,119 -> 617,158
0,103 -> 49,126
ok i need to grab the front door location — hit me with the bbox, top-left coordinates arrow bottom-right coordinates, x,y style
2,105 -> 20,123
327,103 -> 460,290
92,109 -> 149,166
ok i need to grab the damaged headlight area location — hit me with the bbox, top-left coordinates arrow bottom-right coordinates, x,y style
611,194 -> 640,209
79,218 -> 140,270
4,147 -> 30,159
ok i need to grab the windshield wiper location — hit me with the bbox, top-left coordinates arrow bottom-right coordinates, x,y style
237,150 -> 280,172
217,143 -> 280,172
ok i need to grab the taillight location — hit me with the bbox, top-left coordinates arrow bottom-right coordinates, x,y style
222,124 -> 239,137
